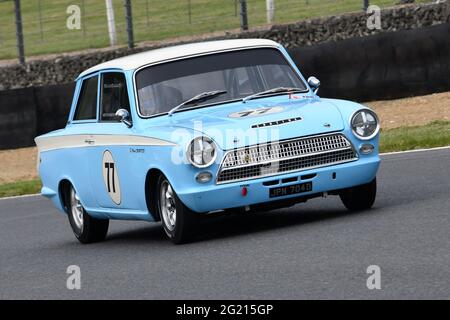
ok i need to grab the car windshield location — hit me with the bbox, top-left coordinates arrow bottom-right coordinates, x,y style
135,48 -> 308,117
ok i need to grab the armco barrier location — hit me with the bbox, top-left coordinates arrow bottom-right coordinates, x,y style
0,87 -> 37,149
34,83 -> 75,136
0,83 -> 74,149
292,23 -> 450,101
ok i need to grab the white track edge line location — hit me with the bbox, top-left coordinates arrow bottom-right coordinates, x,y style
380,145 -> 450,156
0,193 -> 41,201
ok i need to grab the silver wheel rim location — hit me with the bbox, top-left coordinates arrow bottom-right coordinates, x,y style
70,187 -> 84,231
160,180 -> 176,232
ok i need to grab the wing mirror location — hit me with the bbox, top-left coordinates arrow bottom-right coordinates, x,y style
307,76 -> 321,94
115,109 -> 132,128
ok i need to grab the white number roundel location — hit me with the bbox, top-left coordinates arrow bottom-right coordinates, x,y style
228,106 -> 284,118
102,150 -> 121,205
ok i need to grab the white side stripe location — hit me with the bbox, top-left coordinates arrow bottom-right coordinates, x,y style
35,134 -> 176,153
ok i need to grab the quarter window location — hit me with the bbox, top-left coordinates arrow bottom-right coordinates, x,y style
100,72 -> 130,121
73,75 -> 98,121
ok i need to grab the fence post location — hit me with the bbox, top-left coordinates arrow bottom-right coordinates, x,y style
239,0 -> 248,31
124,0 -> 134,48
14,0 -> 25,65
146,0 -> 150,27
82,0 -> 86,36
187,0 -> 192,24
38,0 -> 44,40
105,0 -> 117,46
266,0 -> 275,23
363,0 -> 370,11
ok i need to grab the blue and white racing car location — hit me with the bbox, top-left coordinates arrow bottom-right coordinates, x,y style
36,39 -> 380,244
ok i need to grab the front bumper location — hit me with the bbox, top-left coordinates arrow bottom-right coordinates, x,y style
178,155 -> 380,213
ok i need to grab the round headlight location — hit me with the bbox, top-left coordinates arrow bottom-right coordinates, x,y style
186,136 -> 217,168
351,109 -> 379,140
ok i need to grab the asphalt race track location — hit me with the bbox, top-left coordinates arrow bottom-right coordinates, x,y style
1,148 -> 449,299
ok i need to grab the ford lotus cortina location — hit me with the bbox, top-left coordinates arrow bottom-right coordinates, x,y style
35,39 -> 380,244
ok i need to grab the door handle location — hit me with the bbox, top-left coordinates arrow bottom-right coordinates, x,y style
84,139 -> 95,145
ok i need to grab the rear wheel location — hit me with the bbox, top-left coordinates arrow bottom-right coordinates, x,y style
67,185 -> 109,244
339,178 -> 377,212
157,175 -> 198,244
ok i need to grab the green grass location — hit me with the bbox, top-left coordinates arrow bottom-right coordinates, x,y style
0,0 -> 430,60
0,179 -> 42,198
379,121 -> 450,153
1,120 -> 449,198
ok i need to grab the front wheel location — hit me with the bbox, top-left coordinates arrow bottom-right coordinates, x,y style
339,178 -> 377,212
157,175 -> 198,244
67,185 -> 109,244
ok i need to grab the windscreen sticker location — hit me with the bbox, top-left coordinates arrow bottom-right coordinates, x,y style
228,106 -> 284,118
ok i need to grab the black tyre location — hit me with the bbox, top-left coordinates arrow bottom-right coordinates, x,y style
339,178 -> 377,212
66,185 -> 109,244
156,175 -> 198,244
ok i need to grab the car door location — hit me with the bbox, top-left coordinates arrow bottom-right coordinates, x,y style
87,71 -> 141,210
61,73 -> 100,210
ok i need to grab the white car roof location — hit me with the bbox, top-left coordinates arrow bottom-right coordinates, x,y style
77,39 -> 280,79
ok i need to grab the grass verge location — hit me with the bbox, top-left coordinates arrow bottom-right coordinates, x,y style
0,179 -> 42,198
0,121 -> 449,198
379,121 -> 450,153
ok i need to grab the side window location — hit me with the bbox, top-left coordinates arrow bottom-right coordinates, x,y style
74,76 -> 98,121
101,72 -> 130,121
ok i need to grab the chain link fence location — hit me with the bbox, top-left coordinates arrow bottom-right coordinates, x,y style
0,0 -> 428,63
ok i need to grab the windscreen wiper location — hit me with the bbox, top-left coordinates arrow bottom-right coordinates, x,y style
168,90 -> 227,116
242,87 -> 308,103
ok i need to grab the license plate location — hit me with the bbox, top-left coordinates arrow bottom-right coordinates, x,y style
269,182 -> 313,198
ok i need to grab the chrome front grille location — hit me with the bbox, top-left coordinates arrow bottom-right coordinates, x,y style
217,133 -> 358,184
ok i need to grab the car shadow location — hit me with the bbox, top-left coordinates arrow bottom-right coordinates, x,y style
194,206 -> 380,243
106,222 -> 167,243
106,204 -> 381,245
